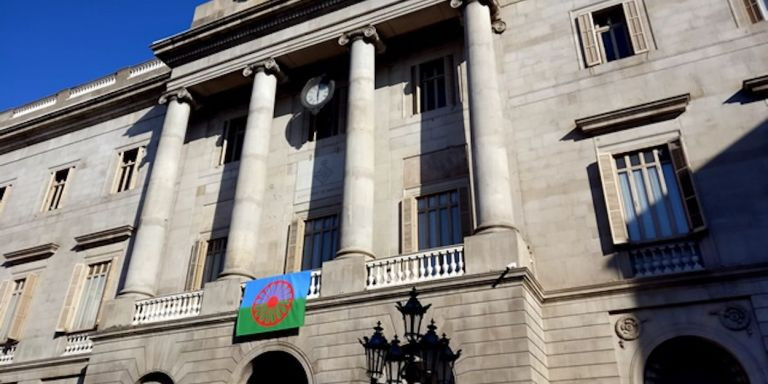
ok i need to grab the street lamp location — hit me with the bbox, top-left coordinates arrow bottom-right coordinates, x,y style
360,288 -> 462,384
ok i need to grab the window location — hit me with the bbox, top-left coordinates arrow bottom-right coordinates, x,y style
301,215 -> 339,270
597,140 -> 705,245
0,184 -> 10,215
56,260 -> 118,332
308,87 -> 347,141
43,167 -> 72,211
743,0 -> 768,23
220,116 -> 247,165
576,0 -> 648,67
113,147 -> 144,193
401,188 -> 471,253
0,274 -> 39,343
411,56 -> 454,114
186,237 -> 227,290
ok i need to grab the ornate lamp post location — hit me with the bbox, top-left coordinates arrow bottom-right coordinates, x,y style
360,288 -> 461,384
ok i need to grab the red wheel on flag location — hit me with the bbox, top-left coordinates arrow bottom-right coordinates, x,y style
251,280 -> 295,327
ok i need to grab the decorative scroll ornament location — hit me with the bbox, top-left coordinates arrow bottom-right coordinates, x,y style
338,25 -> 386,53
713,304 -> 751,332
449,0 -> 506,34
615,315 -> 641,341
242,58 -> 284,80
158,88 -> 196,106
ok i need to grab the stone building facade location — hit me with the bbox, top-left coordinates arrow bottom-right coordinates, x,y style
1,0 -> 767,383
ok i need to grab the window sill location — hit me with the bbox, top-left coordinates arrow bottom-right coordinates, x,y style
587,52 -> 651,76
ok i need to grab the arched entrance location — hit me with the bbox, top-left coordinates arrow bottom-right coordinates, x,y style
248,351 -> 309,384
644,336 -> 749,384
138,372 -> 173,384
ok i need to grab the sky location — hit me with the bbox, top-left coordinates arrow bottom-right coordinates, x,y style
0,0 -> 209,112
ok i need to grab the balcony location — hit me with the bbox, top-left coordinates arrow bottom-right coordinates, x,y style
62,332 -> 93,356
133,290 -> 204,325
0,344 -> 16,365
629,241 -> 704,277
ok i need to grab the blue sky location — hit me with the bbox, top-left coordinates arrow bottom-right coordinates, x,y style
0,1 -> 209,112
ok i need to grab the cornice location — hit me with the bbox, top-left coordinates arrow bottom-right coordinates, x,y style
3,243 -> 59,266
0,354 -> 88,375
575,94 -> 690,135
74,225 -> 134,250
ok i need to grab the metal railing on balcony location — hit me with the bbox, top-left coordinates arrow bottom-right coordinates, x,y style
133,290 -> 203,325
62,332 -> 93,356
629,241 -> 704,277
366,245 -> 465,289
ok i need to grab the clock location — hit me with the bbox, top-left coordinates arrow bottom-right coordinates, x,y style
301,75 -> 335,114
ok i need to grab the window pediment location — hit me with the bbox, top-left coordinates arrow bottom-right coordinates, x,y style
575,94 -> 690,135
3,243 -> 59,265
743,74 -> 768,96
74,225 -> 134,250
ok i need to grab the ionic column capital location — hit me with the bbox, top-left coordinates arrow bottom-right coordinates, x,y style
338,25 -> 386,53
158,88 -> 196,106
243,58 -> 285,81
450,0 -> 507,34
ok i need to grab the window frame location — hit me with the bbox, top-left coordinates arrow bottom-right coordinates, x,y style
42,166 -> 74,212
112,146 -> 146,194
401,180 -> 473,254
285,206 -> 341,273
0,272 -> 39,344
0,183 -> 11,216
573,0 -> 651,69
410,55 -> 457,115
186,235 -> 228,291
219,116 -> 248,166
300,214 -> 340,271
306,86 -> 347,142
56,257 -> 119,333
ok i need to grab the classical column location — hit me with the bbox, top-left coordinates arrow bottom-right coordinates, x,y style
219,60 -> 281,280
335,26 -> 383,261
121,89 -> 193,298
452,0 -> 515,233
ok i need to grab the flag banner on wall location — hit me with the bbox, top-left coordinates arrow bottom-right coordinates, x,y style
236,271 -> 311,336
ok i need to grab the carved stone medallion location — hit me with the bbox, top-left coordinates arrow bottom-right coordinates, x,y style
615,315 -> 641,341
717,304 -> 751,331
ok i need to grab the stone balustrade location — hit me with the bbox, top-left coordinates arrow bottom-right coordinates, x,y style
366,245 -> 465,289
11,96 -> 57,118
68,75 -> 117,99
0,344 -> 16,365
629,241 -> 704,277
128,59 -> 165,78
307,269 -> 322,299
133,290 -> 203,325
62,332 -> 93,356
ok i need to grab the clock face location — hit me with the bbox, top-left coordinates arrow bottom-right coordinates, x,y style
301,76 -> 335,113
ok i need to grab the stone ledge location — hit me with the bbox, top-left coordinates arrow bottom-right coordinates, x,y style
743,75 -> 768,96
3,243 -> 59,266
74,225 -> 134,250
575,94 -> 690,135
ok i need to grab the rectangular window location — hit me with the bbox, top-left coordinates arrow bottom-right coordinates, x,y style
743,0 -> 768,23
113,147 -> 144,193
220,116 -> 247,165
411,56 -> 454,115
301,215 -> 339,270
43,168 -> 72,211
70,261 -> 112,331
417,190 -> 462,250
576,0 -> 649,67
0,279 -> 25,342
308,87 -> 347,142
0,185 -> 9,215
186,237 -> 227,290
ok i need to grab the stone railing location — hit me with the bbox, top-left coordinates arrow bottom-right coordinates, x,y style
62,332 -> 93,356
128,59 -> 165,78
0,344 -> 16,365
133,290 -> 203,325
307,269 -> 322,299
366,245 -> 465,289
11,96 -> 57,118
68,75 -> 117,99
630,241 -> 704,277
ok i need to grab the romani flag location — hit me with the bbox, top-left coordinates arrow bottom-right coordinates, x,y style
236,271 -> 311,336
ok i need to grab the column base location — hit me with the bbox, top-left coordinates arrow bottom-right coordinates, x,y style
119,287 -> 154,300
218,268 -> 255,282
321,255 -> 368,296
200,279 -> 243,316
464,228 -> 532,275
335,247 -> 375,260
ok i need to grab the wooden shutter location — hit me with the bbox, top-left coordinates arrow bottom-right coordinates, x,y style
668,140 -> 706,232
56,264 -> 85,332
401,196 -> 419,253
458,187 -> 473,237
7,273 -> 38,341
96,257 -> 120,324
577,12 -> 601,67
285,219 -> 306,273
0,280 -> 11,333
743,0 -> 764,23
623,0 -> 649,54
597,152 -> 630,245
185,240 -> 207,291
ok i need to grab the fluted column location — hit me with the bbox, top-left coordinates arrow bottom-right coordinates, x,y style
219,60 -> 281,280
336,26 -> 383,261
121,89 -> 193,298
452,0 -> 515,234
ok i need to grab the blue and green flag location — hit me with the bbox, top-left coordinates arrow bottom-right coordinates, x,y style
236,271 -> 311,336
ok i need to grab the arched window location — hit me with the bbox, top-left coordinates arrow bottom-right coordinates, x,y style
644,336 -> 749,384
248,351 -> 309,384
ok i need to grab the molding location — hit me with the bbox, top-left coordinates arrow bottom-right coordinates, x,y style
158,88 -> 197,108
0,354 -> 88,374
3,243 -> 59,266
338,25 -> 386,53
575,94 -> 690,135
242,58 -> 285,81
74,225 -> 134,250
743,74 -> 768,96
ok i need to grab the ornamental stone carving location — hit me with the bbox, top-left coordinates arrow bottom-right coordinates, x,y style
714,304 -> 751,332
158,88 -> 195,106
615,315 -> 641,341
338,25 -> 385,53
449,0 -> 506,34
242,58 -> 283,79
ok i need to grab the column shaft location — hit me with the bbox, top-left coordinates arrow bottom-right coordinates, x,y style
121,95 -> 191,298
337,37 -> 376,260
463,0 -> 516,233
220,68 -> 278,280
